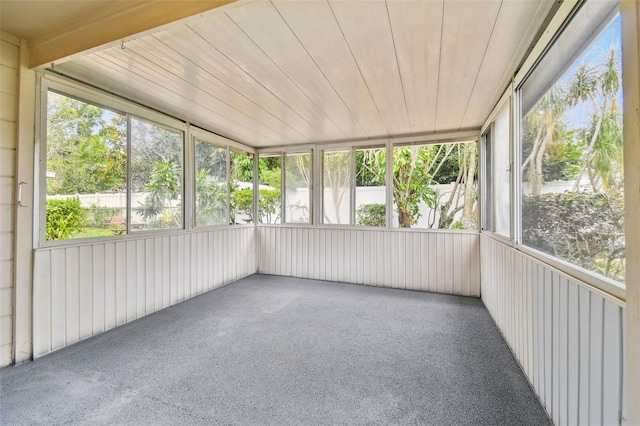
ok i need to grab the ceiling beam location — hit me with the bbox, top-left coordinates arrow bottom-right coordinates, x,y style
28,0 -> 239,69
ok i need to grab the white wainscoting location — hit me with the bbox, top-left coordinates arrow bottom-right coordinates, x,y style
257,226 -> 480,296
481,235 -> 626,426
33,226 -> 255,358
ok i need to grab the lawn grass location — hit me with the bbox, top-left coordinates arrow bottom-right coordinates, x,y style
71,227 -> 118,239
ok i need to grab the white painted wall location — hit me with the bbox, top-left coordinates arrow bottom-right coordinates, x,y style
481,235 -> 626,425
0,32 -> 20,367
32,226 -> 255,358
257,226 -> 480,296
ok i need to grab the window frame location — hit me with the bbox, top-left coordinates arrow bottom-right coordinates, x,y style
321,148 -> 354,226
480,88 -> 513,244
255,133 -> 479,233
129,114 -> 186,233
282,150 -> 313,225
510,0 -> 626,299
38,73 -> 256,247
389,139 -> 478,230
190,126 -> 256,229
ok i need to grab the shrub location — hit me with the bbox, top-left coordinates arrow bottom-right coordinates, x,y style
356,203 -> 386,227
258,189 -> 281,224
522,191 -> 625,280
46,198 -> 86,240
232,188 -> 254,223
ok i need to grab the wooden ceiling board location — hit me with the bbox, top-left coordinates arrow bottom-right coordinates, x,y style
50,0 -> 554,148
57,57 -> 288,145
187,14 -> 347,143
272,0 -> 388,138
435,0 -> 502,131
122,36 -> 310,143
151,27 -> 315,143
90,47 -> 298,144
386,0 -> 444,134
461,0 -> 553,126
329,0 -> 411,136
225,1 -> 370,141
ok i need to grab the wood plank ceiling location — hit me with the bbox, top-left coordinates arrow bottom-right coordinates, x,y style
54,0 -> 554,148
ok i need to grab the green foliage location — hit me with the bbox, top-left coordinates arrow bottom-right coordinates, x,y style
522,45 -> 623,195
356,204 -> 386,227
232,188 -> 254,223
258,157 -> 282,189
258,189 -> 281,224
46,198 -> 85,240
452,220 -> 464,230
356,149 -> 385,187
46,92 -> 127,195
541,131 -> 582,181
195,168 -> 227,226
522,191 -> 625,280
130,119 -> 182,193
231,153 -> 254,183
140,160 -> 182,227
392,147 -> 438,227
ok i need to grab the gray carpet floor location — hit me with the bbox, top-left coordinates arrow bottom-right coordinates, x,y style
0,274 -> 552,425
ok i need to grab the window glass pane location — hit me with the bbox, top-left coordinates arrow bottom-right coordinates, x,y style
131,117 -> 183,230
482,129 -> 493,232
494,106 -> 511,237
285,152 -> 311,223
195,140 -> 227,226
258,155 -> 282,224
45,91 -> 127,240
355,147 -> 386,227
520,13 -> 624,282
392,143 -> 478,229
230,151 -> 254,225
323,150 -> 351,225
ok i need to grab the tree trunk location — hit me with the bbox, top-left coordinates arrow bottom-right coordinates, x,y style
398,208 -> 412,228
573,102 -> 605,192
462,143 -> 477,228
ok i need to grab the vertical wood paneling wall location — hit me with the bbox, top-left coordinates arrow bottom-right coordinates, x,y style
481,235 -> 626,426
0,32 -> 20,367
33,227 -> 255,358
257,226 -> 480,296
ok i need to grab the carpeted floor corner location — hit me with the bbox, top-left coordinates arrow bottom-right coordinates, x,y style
0,274 -> 552,425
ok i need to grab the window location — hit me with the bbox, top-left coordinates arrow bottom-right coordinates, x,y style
519,3 -> 624,282
230,150 -> 254,225
493,105 -> 511,237
131,117 -> 183,231
391,142 -> 478,229
481,129 -> 493,232
355,147 -> 386,227
257,154 -> 282,224
284,152 -> 311,223
44,90 -> 184,241
322,150 -> 352,225
194,139 -> 228,226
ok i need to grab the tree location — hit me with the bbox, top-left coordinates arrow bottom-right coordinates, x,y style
521,87 -> 567,195
323,151 -> 351,224
139,160 -> 182,227
195,168 -> 227,226
46,92 -> 127,195
435,142 -> 478,229
567,47 -> 622,192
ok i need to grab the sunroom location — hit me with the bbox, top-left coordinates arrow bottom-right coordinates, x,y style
0,0 -> 638,424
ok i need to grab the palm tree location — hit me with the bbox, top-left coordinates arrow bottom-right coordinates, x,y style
568,47 -> 622,192
521,87 -> 566,195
